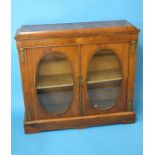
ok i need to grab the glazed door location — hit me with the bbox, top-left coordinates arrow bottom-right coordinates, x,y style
26,46 -> 80,120
80,43 -> 130,115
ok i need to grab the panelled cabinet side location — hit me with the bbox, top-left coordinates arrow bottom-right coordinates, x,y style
17,46 -> 33,121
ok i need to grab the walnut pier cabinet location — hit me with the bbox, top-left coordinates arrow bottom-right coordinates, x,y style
15,20 -> 139,134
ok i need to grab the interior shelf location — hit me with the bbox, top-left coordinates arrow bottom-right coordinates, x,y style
37,73 -> 73,92
87,69 -> 122,88
37,68 -> 122,92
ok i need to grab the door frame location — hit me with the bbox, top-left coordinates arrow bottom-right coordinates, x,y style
26,45 -> 80,120
80,43 -> 130,115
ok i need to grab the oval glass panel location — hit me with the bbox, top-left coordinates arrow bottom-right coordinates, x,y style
36,53 -> 73,114
87,50 -> 122,110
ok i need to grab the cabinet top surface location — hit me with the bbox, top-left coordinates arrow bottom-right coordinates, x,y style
15,20 -> 139,40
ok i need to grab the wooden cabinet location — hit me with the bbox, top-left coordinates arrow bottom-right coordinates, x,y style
15,20 -> 139,133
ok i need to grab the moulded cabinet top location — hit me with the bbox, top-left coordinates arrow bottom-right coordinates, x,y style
15,20 -> 139,40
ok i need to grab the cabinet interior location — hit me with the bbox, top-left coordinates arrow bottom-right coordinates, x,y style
87,50 -> 122,110
35,50 -> 122,112
36,51 -> 122,92
36,53 -> 73,114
